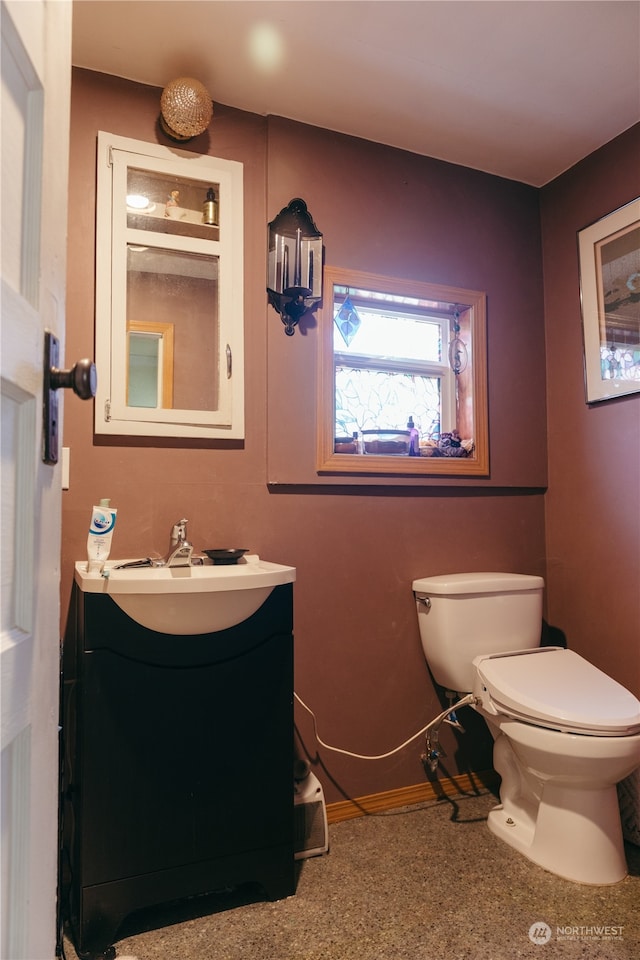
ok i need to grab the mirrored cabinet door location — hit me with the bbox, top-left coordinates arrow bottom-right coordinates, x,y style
95,132 -> 244,439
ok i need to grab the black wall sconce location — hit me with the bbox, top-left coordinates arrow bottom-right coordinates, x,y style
267,198 -> 323,335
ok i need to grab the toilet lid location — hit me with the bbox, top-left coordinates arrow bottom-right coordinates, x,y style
474,648 -> 640,736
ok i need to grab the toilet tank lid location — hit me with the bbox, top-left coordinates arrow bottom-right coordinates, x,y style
412,572 -> 544,595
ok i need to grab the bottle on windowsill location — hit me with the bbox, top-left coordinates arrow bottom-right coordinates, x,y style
407,416 -> 420,456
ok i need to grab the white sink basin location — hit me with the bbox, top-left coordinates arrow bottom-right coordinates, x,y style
74,555 -> 296,634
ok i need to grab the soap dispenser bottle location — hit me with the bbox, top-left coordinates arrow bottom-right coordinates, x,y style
407,416 -> 420,456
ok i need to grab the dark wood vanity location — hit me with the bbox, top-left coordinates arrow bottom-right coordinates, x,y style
61,582 -> 295,959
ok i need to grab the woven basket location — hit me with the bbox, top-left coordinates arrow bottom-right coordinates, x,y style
160,77 -> 213,140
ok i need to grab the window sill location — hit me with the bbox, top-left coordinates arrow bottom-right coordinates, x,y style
317,450 -> 489,477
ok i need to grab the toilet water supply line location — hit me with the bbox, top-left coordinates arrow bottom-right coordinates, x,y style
294,691 -> 479,770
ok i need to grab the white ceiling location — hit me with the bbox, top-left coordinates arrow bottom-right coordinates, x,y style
72,0 -> 640,186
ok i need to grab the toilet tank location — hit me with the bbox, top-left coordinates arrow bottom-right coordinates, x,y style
413,572 -> 544,693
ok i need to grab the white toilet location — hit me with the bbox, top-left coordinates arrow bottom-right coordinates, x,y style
413,572 -> 640,884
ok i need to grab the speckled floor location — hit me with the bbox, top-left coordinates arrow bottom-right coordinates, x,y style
62,792 -> 639,960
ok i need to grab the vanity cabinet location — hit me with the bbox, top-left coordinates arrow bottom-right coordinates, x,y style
61,583 -> 294,959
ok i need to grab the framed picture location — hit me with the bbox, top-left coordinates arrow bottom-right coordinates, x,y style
578,198 -> 640,403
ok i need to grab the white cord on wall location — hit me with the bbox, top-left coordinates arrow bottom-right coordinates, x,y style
294,691 -> 477,761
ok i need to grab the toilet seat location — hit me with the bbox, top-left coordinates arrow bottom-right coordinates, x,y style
473,647 -> 640,736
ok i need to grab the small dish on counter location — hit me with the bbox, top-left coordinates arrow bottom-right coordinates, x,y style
203,549 -> 249,565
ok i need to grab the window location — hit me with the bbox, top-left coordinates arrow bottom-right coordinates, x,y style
317,267 -> 488,476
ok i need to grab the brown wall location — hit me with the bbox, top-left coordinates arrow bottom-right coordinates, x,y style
541,125 -> 640,697
266,116 -> 548,487
63,69 -> 549,804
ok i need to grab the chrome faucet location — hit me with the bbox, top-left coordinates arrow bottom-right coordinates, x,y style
165,518 -> 194,567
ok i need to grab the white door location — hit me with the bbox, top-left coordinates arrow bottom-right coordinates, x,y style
1,2 -> 71,957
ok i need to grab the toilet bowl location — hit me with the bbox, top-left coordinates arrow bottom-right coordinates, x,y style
413,572 -> 640,884
474,646 -> 640,883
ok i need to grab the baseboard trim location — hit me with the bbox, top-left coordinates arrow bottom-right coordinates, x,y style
326,770 -> 499,825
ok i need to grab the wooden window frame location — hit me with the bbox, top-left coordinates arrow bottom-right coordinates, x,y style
317,265 -> 489,477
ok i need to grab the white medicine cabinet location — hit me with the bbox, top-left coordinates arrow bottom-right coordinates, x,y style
95,132 -> 244,439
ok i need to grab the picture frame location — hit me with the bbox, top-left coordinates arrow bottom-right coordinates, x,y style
578,197 -> 640,403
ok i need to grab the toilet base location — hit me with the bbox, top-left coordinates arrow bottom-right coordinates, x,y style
488,782 -> 628,885
480,713 -> 640,885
